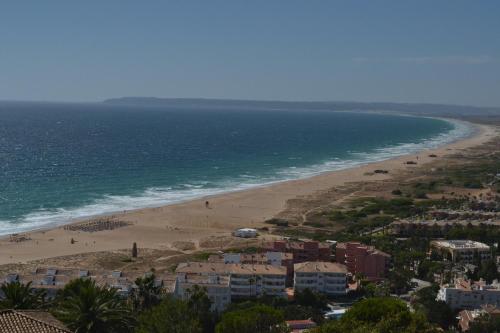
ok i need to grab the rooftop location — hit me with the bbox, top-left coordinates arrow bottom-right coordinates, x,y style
448,278 -> 500,291
337,242 -> 391,257
432,240 -> 490,250
176,262 -> 286,275
0,310 -> 71,333
286,319 -> 317,332
263,240 -> 330,250
294,261 -> 347,274
178,274 -> 230,287
209,252 -> 293,263
236,228 -> 257,232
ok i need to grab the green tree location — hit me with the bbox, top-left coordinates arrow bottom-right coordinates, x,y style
294,288 -> 328,311
215,304 -> 288,333
469,313 -> 500,333
136,296 -> 202,333
53,278 -> 134,333
361,280 -> 390,298
478,259 -> 499,284
411,286 -> 454,329
312,297 -> 439,333
132,273 -> 163,311
0,281 -> 46,309
132,242 -> 138,258
388,268 -> 414,295
187,285 -> 216,333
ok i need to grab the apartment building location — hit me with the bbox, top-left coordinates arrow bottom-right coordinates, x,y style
431,240 -> 491,264
175,262 -> 287,300
294,262 -> 347,295
2,268 -> 139,299
336,242 -> 390,281
209,252 -> 294,284
437,278 -> 500,310
174,274 -> 231,312
262,240 -> 331,263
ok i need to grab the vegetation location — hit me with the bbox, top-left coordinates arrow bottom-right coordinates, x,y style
136,296 -> 203,333
192,251 -> 216,261
311,297 -> 439,333
468,259 -> 500,283
0,281 -> 46,310
53,278 -> 134,333
215,304 -> 288,333
132,242 -> 138,258
265,218 -> 291,227
187,285 -> 218,333
469,313 -> 500,333
411,286 -> 455,330
222,289 -> 328,325
132,273 -> 163,312
391,189 -> 402,195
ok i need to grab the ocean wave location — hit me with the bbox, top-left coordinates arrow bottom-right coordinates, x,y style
276,118 -> 473,179
0,118 -> 474,236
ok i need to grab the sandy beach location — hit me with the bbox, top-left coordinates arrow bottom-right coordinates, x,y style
0,121 -> 497,265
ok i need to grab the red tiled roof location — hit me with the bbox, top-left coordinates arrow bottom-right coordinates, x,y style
286,319 -> 316,325
286,319 -> 317,330
0,310 -> 72,333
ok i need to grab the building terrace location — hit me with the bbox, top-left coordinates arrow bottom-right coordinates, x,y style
175,262 -> 286,276
175,262 -> 287,303
437,278 -> 500,310
431,240 -> 492,264
294,262 -> 348,295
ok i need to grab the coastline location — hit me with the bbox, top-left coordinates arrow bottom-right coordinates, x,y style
0,121 -> 496,265
0,115 -> 471,235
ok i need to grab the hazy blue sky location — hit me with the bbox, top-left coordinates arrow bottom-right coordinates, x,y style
1,1 -> 499,106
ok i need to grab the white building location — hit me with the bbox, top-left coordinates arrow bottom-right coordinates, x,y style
294,262 -> 347,295
436,278 -> 500,310
229,263 -> 287,298
431,240 -> 491,264
233,228 -> 258,238
175,262 -> 287,300
174,274 -> 231,312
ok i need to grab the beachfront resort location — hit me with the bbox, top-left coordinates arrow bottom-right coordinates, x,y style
1,128 -> 500,332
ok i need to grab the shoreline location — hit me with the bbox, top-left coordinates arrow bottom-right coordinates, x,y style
0,116 -> 473,236
0,121 -> 497,265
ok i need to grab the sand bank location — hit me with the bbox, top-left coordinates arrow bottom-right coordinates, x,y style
0,122 -> 497,265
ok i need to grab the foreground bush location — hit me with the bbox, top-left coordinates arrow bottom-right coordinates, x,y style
215,304 -> 288,333
53,278 -> 134,333
312,297 -> 440,333
0,281 -> 46,310
136,296 -> 202,333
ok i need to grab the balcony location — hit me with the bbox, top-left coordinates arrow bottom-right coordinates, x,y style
230,283 -> 256,289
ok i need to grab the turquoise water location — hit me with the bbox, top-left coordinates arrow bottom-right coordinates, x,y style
0,102 -> 471,234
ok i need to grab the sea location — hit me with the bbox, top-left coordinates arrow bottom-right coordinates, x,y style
0,102 -> 473,235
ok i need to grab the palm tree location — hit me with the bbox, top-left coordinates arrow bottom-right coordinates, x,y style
186,285 -> 215,333
0,281 -> 46,309
53,278 -> 134,333
132,273 -> 163,311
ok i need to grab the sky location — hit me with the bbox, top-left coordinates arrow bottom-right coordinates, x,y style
1,1 -> 499,106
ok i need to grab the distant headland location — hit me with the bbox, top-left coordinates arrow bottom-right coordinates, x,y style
103,97 -> 500,117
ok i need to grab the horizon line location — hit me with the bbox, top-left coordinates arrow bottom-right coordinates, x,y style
0,97 -> 499,109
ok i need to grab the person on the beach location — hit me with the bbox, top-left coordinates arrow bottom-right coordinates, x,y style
205,201 -> 210,209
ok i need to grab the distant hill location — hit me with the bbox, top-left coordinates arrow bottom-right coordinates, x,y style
103,97 -> 500,117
